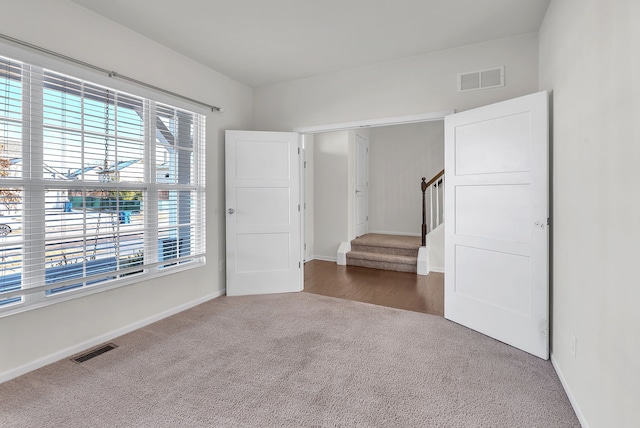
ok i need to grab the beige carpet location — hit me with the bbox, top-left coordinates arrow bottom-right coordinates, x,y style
0,293 -> 579,427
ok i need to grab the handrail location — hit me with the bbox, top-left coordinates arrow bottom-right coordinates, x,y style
424,169 -> 444,188
421,170 -> 445,246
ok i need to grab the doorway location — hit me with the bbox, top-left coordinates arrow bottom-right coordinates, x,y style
300,119 -> 446,316
302,120 -> 445,263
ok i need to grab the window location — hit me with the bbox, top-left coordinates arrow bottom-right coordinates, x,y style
0,55 -> 206,313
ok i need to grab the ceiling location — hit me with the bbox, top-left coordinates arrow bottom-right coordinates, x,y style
71,0 -> 551,88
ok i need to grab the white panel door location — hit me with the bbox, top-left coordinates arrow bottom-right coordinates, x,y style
355,134 -> 369,237
225,130 -> 302,296
444,91 -> 549,359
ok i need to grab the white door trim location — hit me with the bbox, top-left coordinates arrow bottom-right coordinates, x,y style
294,110 -> 452,265
293,110 -> 453,134
354,133 -> 369,237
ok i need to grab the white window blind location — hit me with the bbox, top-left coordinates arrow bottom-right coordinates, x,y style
0,55 -> 206,313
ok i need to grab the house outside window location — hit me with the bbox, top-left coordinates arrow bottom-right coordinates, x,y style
0,54 -> 206,313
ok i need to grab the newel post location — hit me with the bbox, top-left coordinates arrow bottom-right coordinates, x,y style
421,177 -> 427,246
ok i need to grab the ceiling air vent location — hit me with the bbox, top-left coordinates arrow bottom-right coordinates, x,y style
457,66 -> 504,92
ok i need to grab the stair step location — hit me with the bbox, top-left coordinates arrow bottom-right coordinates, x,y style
350,243 -> 418,257
350,234 -> 421,257
346,251 -> 417,273
347,250 -> 416,264
346,252 -> 417,273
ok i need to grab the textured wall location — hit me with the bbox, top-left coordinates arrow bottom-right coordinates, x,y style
539,0 -> 640,426
368,121 -> 444,236
254,33 -> 539,131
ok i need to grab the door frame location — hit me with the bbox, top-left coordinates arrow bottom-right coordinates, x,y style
294,110 -> 453,260
354,133 -> 369,237
293,110 -> 453,134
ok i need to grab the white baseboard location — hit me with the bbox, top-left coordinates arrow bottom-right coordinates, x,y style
0,290 -> 225,384
429,267 -> 444,273
551,354 -> 589,428
313,255 -> 337,262
368,230 -> 421,237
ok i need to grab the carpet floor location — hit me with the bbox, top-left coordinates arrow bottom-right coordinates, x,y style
0,293 -> 579,427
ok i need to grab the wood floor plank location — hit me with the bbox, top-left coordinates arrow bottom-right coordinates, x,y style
303,260 -> 444,316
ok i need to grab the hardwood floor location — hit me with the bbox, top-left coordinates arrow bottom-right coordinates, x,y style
303,260 -> 444,316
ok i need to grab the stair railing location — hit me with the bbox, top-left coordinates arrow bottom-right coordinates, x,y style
421,169 -> 445,246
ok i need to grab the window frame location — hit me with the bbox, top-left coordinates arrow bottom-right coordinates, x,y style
0,48 -> 206,317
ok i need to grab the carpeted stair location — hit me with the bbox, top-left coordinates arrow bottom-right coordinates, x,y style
346,233 -> 421,273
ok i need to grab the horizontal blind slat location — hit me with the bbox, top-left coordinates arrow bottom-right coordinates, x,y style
0,53 -> 206,313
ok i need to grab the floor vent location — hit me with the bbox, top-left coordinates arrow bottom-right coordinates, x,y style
457,66 -> 504,92
71,343 -> 118,363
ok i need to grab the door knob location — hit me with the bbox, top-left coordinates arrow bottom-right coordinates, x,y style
227,208 -> 235,214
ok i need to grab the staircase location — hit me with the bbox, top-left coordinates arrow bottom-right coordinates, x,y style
337,171 -> 445,275
345,234 -> 421,273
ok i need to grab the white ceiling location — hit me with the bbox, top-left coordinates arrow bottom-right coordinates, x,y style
70,0 -> 550,88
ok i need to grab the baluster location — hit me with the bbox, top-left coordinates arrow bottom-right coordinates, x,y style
435,180 -> 440,227
430,186 -> 434,232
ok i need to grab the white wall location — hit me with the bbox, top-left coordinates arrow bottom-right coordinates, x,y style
312,131 -> 349,260
0,0 -> 253,379
254,33 -> 539,131
258,33 -> 539,261
368,121 -> 444,236
539,1 -> 640,427
310,129 -> 367,259
426,223 -> 444,273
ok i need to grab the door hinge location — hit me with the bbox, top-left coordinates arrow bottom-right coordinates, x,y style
304,243 -> 307,250
299,262 -> 301,268
304,161 -> 307,168
298,204 -> 300,212
298,148 -> 300,154
547,217 -> 551,227
541,319 -> 549,338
